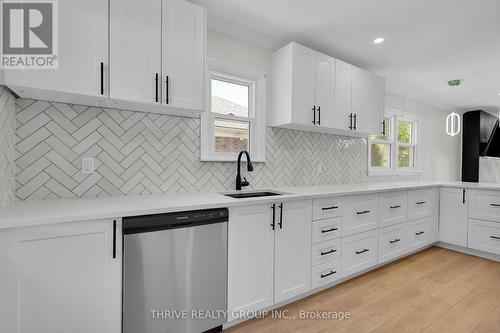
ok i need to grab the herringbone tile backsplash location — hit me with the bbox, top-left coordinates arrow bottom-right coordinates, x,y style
14,98 -> 418,200
0,87 -> 16,206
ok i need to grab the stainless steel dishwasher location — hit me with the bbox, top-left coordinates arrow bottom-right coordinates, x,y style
122,208 -> 228,333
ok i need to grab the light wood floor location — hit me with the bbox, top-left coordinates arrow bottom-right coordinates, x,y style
226,247 -> 500,333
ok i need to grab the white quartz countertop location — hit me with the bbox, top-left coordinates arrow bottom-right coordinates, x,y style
1,180 -> 499,229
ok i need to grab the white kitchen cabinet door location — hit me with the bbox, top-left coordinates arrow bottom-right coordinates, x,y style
352,67 -> 385,135
439,187 -> 468,247
342,194 -> 379,236
314,54 -> 335,128
0,219 -> 122,333
274,200 -> 312,303
379,190 -> 408,227
228,204 -> 274,320
468,219 -> 500,255
408,217 -> 433,250
333,59 -> 353,131
110,0 -> 162,104
162,0 -> 205,111
378,223 -> 409,263
5,0 -> 108,98
342,229 -> 378,277
291,44 -> 317,125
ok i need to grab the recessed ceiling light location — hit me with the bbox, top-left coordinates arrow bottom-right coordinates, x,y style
373,37 -> 385,44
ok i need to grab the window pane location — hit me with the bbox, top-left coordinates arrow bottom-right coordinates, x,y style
398,146 -> 414,168
211,79 -> 249,117
374,117 -> 390,141
214,119 -> 249,153
397,120 -> 412,144
371,143 -> 391,167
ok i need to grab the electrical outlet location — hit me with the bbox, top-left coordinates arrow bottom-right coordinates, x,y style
317,163 -> 323,175
82,157 -> 95,174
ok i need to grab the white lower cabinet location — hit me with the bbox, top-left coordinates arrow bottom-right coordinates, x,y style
342,194 -> 379,236
0,219 -> 122,333
468,219 -> 500,255
379,191 -> 408,227
342,229 -> 378,277
228,200 -> 312,321
378,223 -> 409,263
311,259 -> 342,289
274,200 -> 312,303
311,238 -> 341,266
439,187 -> 468,246
408,217 -> 435,250
311,217 -> 341,243
469,190 -> 500,223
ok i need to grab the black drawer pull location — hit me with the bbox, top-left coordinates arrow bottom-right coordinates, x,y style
322,206 -> 339,211
112,220 -> 117,259
320,270 -> 337,279
271,204 -> 276,230
490,235 -> 500,240
490,203 -> 500,207
390,205 -> 402,209
415,231 -> 425,236
357,210 -> 370,215
416,201 -> 426,205
320,249 -> 337,256
321,227 -> 338,234
312,105 -> 316,125
389,238 -> 401,244
355,248 -> 369,255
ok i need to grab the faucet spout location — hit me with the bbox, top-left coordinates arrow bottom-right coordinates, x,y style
236,150 -> 253,190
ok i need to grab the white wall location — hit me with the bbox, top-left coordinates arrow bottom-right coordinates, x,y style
208,30 -> 462,182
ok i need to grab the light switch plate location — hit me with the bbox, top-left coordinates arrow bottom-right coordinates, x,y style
82,157 -> 95,174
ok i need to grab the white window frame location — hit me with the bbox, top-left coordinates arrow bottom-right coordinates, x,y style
201,58 -> 267,162
368,108 -> 423,176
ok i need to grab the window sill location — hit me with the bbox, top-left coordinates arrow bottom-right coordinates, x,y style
367,169 -> 424,177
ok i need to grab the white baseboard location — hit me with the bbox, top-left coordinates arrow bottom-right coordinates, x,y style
436,242 -> 500,262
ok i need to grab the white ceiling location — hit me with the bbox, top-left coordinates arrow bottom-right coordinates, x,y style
192,0 -> 500,114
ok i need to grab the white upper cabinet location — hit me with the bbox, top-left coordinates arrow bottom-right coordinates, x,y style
0,219 -> 122,333
162,0 -> 206,111
333,59 -> 353,131
351,67 -> 385,134
271,42 -> 385,137
5,0 -> 109,102
271,42 -> 335,128
110,0 -> 162,105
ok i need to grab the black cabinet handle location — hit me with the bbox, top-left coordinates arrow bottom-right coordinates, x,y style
389,238 -> 401,244
416,201 -> 426,205
349,113 -> 353,130
390,205 -> 402,209
165,76 -> 169,104
320,270 -> 337,279
353,114 -> 357,130
317,106 -> 321,125
320,249 -> 337,256
490,235 -> 500,240
312,106 -> 316,125
271,204 -> 276,230
321,227 -> 338,234
415,231 -> 425,236
463,189 -> 466,204
382,120 -> 386,135
356,248 -> 369,255
112,220 -> 117,259
357,210 -> 370,215
155,73 -> 159,103
322,206 -> 339,211
100,62 -> 104,95
490,203 -> 500,207
278,203 -> 283,229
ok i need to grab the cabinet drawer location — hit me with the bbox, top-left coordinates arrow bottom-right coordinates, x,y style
469,190 -> 500,223
313,197 -> 342,220
342,230 -> 378,277
407,189 -> 434,220
311,259 -> 342,289
378,223 -> 409,263
312,238 -> 341,266
468,219 -> 500,255
379,191 -> 408,227
342,195 -> 379,236
408,217 -> 434,250
312,217 -> 341,244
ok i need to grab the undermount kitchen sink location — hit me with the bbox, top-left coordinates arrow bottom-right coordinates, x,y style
223,191 -> 284,199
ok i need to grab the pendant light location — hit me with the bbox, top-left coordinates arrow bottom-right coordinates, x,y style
446,80 -> 461,137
